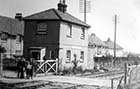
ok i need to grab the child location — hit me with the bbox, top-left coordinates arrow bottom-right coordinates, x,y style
26,61 -> 33,79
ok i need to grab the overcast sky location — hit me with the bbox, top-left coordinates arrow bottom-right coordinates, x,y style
0,0 -> 140,53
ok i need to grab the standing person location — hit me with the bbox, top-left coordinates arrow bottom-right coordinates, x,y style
19,56 -> 26,79
26,61 -> 32,79
17,57 -> 22,78
26,58 -> 35,79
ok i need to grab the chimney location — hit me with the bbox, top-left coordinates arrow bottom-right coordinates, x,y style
63,0 -> 67,12
91,33 -> 95,36
107,38 -> 110,41
15,13 -> 23,21
57,0 -> 67,13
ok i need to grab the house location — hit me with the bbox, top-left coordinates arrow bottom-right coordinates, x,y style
0,14 -> 24,58
23,0 -> 90,71
104,38 -> 123,57
88,33 -> 108,69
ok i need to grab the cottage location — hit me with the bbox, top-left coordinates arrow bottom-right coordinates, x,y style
0,14 -> 24,58
104,38 -> 123,57
23,0 -> 90,72
88,33 -> 108,69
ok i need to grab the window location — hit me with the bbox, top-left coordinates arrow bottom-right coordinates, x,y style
16,35 -> 22,43
66,50 -> 71,62
67,24 -> 72,37
81,28 -> 85,39
37,23 -> 47,34
1,33 -> 8,42
80,51 -> 84,62
15,50 -> 21,55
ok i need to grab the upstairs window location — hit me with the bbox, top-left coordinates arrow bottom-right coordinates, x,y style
37,23 -> 47,34
67,24 -> 72,38
66,50 -> 71,62
1,33 -> 8,42
80,51 -> 84,62
81,28 -> 85,39
16,35 -> 22,43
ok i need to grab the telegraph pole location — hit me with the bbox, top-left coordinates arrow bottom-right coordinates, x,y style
114,14 -> 117,66
84,0 -> 86,22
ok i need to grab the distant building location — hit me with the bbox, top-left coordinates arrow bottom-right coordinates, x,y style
23,1 -> 90,71
104,38 -> 123,57
88,33 -> 108,69
0,14 -> 24,58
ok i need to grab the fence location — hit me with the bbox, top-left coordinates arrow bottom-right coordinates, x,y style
34,59 -> 58,75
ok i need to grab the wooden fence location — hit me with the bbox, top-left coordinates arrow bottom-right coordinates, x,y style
34,59 -> 58,75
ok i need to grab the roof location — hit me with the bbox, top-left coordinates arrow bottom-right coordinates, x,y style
88,34 -> 107,47
104,38 -> 123,50
0,15 -> 24,36
24,8 -> 90,28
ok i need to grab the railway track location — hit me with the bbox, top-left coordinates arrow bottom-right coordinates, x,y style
78,70 -> 124,79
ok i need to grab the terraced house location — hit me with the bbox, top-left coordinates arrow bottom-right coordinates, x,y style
104,38 -> 123,57
0,14 -> 24,58
23,1 -> 90,71
88,33 -> 108,69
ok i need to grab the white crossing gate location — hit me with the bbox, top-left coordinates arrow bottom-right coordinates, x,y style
34,59 -> 58,75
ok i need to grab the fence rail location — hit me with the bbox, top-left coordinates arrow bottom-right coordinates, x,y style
34,59 -> 58,75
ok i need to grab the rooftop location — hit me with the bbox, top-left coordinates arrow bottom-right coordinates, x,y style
0,15 -> 24,36
24,8 -> 90,28
88,33 -> 107,47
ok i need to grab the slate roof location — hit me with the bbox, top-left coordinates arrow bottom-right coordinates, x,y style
0,15 -> 24,36
104,38 -> 123,50
24,8 -> 90,28
88,34 -> 107,47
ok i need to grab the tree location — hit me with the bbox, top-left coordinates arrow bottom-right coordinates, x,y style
0,45 -> 6,77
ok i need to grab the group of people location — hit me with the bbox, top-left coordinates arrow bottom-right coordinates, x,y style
17,56 -> 35,79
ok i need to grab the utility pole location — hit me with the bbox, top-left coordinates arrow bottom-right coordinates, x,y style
84,0 -> 86,22
80,0 -> 91,23
114,14 -> 117,66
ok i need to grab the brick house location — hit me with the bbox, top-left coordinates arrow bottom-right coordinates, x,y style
0,14 -> 24,58
23,1 -> 90,71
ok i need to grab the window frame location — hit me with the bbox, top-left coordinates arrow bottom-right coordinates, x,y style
37,22 -> 47,35
66,50 -> 71,62
66,24 -> 72,38
16,35 -> 22,43
1,33 -> 8,42
81,27 -> 85,40
80,51 -> 84,62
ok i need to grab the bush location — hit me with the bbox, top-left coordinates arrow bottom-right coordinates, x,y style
61,67 -> 73,75
75,66 -> 84,74
3,58 -> 18,70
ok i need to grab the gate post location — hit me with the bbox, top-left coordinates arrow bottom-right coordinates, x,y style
124,62 -> 127,85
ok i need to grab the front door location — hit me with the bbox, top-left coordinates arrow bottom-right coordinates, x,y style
30,50 -> 40,60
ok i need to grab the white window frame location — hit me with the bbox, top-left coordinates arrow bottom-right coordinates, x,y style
67,24 -> 72,38
80,51 -> 84,62
1,33 -> 8,42
66,50 -> 71,62
81,28 -> 85,40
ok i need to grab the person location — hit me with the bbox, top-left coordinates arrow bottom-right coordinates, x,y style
17,57 -> 22,78
26,61 -> 33,79
17,56 -> 26,79
26,58 -> 35,79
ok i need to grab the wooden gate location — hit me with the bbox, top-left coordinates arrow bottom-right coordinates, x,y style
34,59 -> 58,75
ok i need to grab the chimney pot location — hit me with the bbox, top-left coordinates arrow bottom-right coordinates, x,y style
91,33 -> 95,36
15,13 -> 22,21
57,0 -> 67,13
107,38 -> 110,41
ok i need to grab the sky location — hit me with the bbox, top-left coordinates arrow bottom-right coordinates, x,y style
0,0 -> 140,53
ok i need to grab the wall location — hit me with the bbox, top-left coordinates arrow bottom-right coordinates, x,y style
59,22 -> 88,70
0,35 -> 23,58
23,20 -> 60,59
